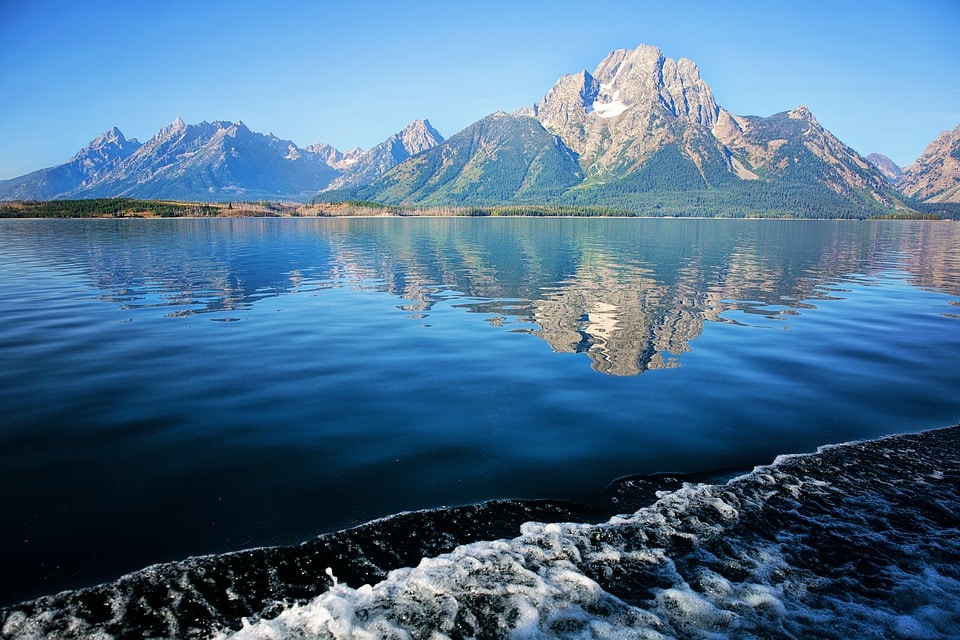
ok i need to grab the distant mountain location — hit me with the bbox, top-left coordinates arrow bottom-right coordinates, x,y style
0,119 -> 442,202
324,119 -> 444,191
348,44 -> 904,216
866,153 -> 903,183
75,119 -> 340,201
898,123 -> 960,203
304,142 -> 365,171
347,113 -> 582,205
0,128 -> 141,200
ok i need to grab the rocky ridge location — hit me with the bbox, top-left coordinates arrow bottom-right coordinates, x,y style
303,143 -> 365,171
0,128 -> 141,200
898,122 -> 960,203
324,119 -> 444,190
73,119 -> 339,201
353,44 -> 903,216
349,112 -> 583,205
715,105 -> 895,205
0,118 -> 443,202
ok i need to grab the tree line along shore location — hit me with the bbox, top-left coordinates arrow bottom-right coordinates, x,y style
0,198 -> 953,220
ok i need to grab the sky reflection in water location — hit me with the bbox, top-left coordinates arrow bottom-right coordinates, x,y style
1,217 -> 959,604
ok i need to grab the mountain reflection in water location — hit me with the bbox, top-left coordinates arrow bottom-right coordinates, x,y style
9,217 -> 958,376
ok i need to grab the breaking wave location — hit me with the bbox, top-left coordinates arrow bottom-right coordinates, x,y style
3,426 -> 959,639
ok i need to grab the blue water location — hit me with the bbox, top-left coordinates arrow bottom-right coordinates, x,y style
1,217 -> 959,606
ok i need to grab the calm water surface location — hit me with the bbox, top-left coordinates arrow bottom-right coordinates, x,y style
1,217 -> 959,604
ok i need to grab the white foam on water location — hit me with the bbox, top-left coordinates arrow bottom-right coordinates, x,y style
4,427 -> 959,639
2,609 -> 117,640
216,454 -> 960,639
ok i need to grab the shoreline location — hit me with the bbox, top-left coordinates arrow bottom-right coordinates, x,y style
2,423 -> 957,638
2,213 -> 951,222
0,198 -> 949,221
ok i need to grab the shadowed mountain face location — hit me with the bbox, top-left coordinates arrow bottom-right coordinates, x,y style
350,113 -> 584,205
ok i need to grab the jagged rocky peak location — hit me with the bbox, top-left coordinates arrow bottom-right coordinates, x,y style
533,44 -> 720,129
373,118 -> 444,163
526,43 -> 726,177
661,56 -> 719,127
69,127 -> 141,170
323,119 -> 445,191
213,120 -> 251,141
341,147 -> 364,162
79,126 -> 137,153
306,142 -> 344,162
398,119 -> 444,155
310,120 -> 441,178
525,70 -> 599,128
305,141 -> 336,156
306,143 -> 365,170
162,117 -> 188,135
372,118 -> 444,159
148,117 -> 196,146
588,44 -> 718,125
788,105 -> 816,122
89,126 -> 130,147
866,153 -> 903,183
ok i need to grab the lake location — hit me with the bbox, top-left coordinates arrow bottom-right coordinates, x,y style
1,217 -> 959,629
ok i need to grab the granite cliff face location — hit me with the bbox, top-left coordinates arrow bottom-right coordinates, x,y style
522,44 -> 725,181
898,123 -> 960,203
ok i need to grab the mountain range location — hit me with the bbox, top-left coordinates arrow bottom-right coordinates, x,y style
0,118 -> 443,203
2,43 -> 958,216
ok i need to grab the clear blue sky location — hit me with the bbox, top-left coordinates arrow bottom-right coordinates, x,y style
1,0 -> 958,180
